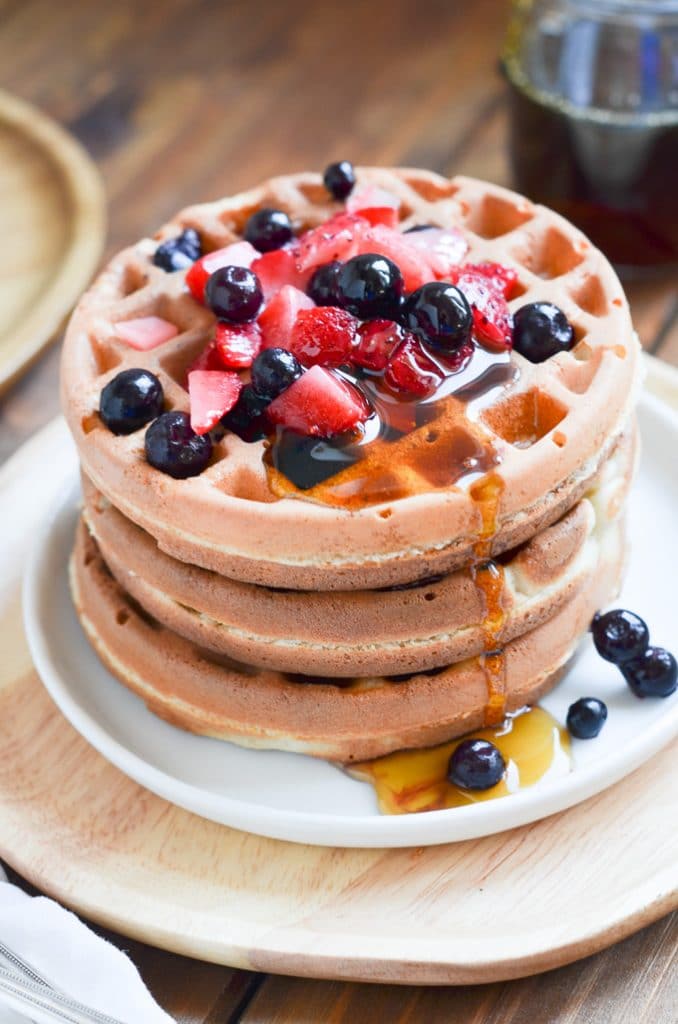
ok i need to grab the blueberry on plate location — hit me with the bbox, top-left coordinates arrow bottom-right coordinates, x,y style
152,227 -> 202,272
447,738 -> 506,790
566,698 -> 608,739
205,266 -> 263,323
145,411 -> 212,478
244,208 -> 293,253
512,302 -> 575,363
336,253 -> 404,320
251,348 -> 303,402
99,368 -> 164,435
591,609 -> 649,664
623,647 -> 677,698
308,261 -> 343,307
323,160 -> 356,200
402,281 -> 472,352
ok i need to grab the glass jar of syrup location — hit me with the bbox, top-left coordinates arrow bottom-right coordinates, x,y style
503,0 -> 678,276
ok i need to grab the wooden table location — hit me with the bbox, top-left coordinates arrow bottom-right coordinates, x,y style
0,1 -> 676,1020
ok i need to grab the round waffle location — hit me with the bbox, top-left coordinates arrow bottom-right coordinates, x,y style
81,419 -> 635,677
70,513 -> 625,762
61,168 -> 641,591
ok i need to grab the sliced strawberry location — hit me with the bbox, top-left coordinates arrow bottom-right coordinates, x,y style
454,271 -> 513,351
346,185 -> 400,228
404,227 -> 469,280
296,212 -> 370,272
214,321 -> 262,368
114,316 -> 178,350
353,319 -> 404,371
251,245 -> 311,299
461,261 -> 520,299
355,225 -> 432,292
188,370 -> 242,435
258,285 -> 315,350
289,307 -> 358,367
186,241 -> 258,303
384,336 -> 443,397
268,365 -> 369,437
186,340 -> 224,381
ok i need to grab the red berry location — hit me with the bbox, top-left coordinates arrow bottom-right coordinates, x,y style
289,306 -> 358,367
384,336 -> 443,396
186,241 -> 257,303
404,227 -> 469,280
188,370 -> 242,435
214,321 -> 262,368
354,225 -> 432,292
453,271 -> 513,351
186,340 -> 224,381
346,185 -> 400,228
251,246 -> 311,299
353,319 -> 404,371
114,316 -> 178,351
296,213 -> 369,272
267,365 -> 369,437
466,261 -> 520,299
258,285 -> 314,350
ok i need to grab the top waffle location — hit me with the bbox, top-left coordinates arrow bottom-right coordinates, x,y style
61,168 -> 641,590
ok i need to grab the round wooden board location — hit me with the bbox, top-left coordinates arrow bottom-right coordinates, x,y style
0,357 -> 675,985
0,89 -> 106,394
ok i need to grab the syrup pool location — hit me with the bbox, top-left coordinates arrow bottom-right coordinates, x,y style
349,707 -> 571,815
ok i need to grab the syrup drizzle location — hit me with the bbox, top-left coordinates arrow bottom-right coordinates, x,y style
349,706 -> 571,815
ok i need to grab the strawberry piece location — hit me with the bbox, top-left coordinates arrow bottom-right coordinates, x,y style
186,340 -> 224,380
347,185 -> 401,228
355,225 -> 432,292
251,246 -> 311,299
353,319 -> 404,371
453,270 -> 513,351
296,212 -> 370,272
186,241 -> 258,303
258,285 -> 315,350
289,307 -> 358,367
214,320 -> 262,368
114,316 -> 178,350
188,370 -> 242,435
404,227 -> 469,279
462,261 -> 520,299
384,336 -> 443,397
268,365 -> 369,437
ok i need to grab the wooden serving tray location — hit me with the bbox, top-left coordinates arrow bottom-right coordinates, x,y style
0,356 -> 675,985
0,89 -> 105,393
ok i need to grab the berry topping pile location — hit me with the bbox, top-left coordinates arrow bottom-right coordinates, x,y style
104,163 -> 580,480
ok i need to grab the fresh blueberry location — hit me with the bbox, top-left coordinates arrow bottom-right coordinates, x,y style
251,348 -> 302,401
447,738 -> 506,790
221,385 -> 270,442
244,208 -> 293,253
512,302 -> 574,363
402,281 -> 473,352
336,253 -> 404,320
566,698 -> 608,739
152,228 -> 202,272
308,261 -> 343,306
99,369 -> 164,435
205,266 -> 263,323
591,609 -> 649,664
323,160 -> 356,200
623,647 -> 677,698
145,411 -> 212,478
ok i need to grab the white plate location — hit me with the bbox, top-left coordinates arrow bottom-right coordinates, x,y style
21,394 -> 678,847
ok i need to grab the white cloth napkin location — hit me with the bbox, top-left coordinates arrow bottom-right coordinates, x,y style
0,865 -> 175,1023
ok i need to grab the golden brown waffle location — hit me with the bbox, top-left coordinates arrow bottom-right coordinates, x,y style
61,169 -> 641,590
70,517 -> 625,761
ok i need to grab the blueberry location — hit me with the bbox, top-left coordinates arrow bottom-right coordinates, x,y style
323,160 -> 356,200
99,369 -> 164,435
447,738 -> 506,790
623,647 -> 677,698
153,228 -> 202,272
222,385 -> 270,442
513,302 -> 574,363
402,281 -> 472,352
566,698 -> 608,739
336,253 -> 404,320
244,208 -> 293,253
308,261 -> 343,306
251,348 -> 302,401
591,609 -> 649,664
145,411 -> 212,478
205,266 -> 263,323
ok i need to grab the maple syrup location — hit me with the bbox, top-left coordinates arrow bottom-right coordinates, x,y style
349,706 -> 571,815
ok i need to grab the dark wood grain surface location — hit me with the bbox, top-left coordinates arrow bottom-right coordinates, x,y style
0,1 -> 676,1020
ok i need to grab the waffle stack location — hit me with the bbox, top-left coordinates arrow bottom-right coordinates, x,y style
61,169 -> 641,762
